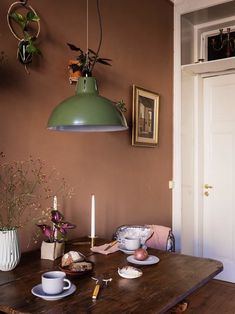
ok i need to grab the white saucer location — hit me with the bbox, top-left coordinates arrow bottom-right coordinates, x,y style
118,245 -> 135,254
31,283 -> 76,301
118,266 -> 143,279
127,255 -> 160,265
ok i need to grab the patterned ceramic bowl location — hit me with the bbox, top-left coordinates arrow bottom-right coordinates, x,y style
114,225 -> 152,246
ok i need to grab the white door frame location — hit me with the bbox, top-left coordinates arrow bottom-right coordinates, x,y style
173,0 -> 232,252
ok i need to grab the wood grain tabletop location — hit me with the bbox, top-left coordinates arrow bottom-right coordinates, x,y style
0,237 -> 223,314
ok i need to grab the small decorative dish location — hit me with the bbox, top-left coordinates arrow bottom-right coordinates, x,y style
127,255 -> 160,266
118,266 -> 143,279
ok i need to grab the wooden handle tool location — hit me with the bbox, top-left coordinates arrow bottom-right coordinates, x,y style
92,283 -> 101,300
104,240 -> 118,251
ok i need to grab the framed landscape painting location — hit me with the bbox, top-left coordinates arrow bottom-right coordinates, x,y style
132,85 -> 160,147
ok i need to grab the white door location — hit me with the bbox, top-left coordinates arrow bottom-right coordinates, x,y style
203,73 -> 235,282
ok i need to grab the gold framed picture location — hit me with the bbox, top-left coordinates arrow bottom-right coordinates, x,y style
132,85 -> 160,147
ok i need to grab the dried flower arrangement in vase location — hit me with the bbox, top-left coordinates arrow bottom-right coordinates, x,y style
0,152 -> 74,268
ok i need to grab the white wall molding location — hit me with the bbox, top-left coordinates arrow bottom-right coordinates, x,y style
173,0 -> 234,253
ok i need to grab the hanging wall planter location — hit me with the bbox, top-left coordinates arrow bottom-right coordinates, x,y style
7,0 -> 41,73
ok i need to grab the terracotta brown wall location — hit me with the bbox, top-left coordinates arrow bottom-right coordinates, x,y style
0,0 -> 173,251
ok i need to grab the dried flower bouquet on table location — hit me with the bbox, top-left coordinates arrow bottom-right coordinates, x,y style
0,152 -> 73,236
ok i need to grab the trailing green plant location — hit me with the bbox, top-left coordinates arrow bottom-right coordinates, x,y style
10,11 -> 41,64
67,43 -> 111,76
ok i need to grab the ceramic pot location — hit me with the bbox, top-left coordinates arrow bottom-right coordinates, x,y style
0,229 -> 21,271
41,241 -> 65,260
68,60 -> 82,84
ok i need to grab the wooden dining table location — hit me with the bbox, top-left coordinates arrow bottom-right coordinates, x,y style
0,237 -> 223,314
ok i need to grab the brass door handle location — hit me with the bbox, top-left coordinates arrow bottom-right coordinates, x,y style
204,184 -> 213,189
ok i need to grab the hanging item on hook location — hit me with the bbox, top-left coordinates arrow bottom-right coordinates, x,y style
47,0 -> 128,132
7,0 -> 41,73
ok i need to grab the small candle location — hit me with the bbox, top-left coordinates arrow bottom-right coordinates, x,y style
53,196 -> 57,211
53,196 -> 57,241
91,194 -> 96,238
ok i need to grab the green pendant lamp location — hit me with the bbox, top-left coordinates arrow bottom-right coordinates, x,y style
47,76 -> 128,132
47,0 -> 128,132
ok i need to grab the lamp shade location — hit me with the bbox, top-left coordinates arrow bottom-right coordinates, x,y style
47,77 -> 128,132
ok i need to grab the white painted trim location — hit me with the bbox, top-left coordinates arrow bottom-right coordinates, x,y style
197,76 -> 204,257
194,26 -> 198,61
176,0 -> 232,15
201,69 -> 235,77
194,15 -> 235,30
173,5 -> 182,252
173,0 -> 234,253
193,76 -> 199,256
193,75 -> 204,257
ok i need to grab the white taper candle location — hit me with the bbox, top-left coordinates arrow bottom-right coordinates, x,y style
53,196 -> 57,211
91,194 -> 95,238
53,196 -> 57,241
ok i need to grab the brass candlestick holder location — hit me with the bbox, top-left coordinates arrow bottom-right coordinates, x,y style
89,236 -> 97,248
71,236 -> 98,247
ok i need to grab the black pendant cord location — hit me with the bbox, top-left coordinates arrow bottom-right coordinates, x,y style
90,0 -> 102,73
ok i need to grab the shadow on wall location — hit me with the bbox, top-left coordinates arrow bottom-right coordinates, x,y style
0,52 -> 15,89
0,50 -> 36,90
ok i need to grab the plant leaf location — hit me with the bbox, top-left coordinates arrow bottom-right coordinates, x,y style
88,48 -> 97,55
24,32 -> 31,41
26,11 -> 40,22
51,210 -> 63,223
26,42 -> 41,55
96,58 -> 112,66
99,58 -> 112,61
10,12 -> 26,29
37,224 -> 53,239
67,43 -> 83,52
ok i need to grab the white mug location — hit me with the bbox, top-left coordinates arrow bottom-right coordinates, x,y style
123,237 -> 141,250
41,271 -> 71,295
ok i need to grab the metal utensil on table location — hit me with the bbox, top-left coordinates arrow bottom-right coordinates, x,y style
91,275 -> 112,300
104,240 -> 118,251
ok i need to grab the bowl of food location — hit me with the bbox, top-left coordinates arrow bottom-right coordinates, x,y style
59,251 -> 93,276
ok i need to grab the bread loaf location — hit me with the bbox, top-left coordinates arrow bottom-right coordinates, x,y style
68,261 -> 93,272
61,251 -> 85,267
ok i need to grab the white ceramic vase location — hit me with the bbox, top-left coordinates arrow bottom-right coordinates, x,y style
0,229 -> 21,271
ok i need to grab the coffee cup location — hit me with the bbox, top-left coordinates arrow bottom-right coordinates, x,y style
123,237 -> 141,250
41,271 -> 71,295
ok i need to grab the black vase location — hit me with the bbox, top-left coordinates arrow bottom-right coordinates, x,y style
18,40 -> 33,65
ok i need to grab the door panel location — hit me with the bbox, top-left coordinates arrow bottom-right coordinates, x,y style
203,73 -> 235,282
